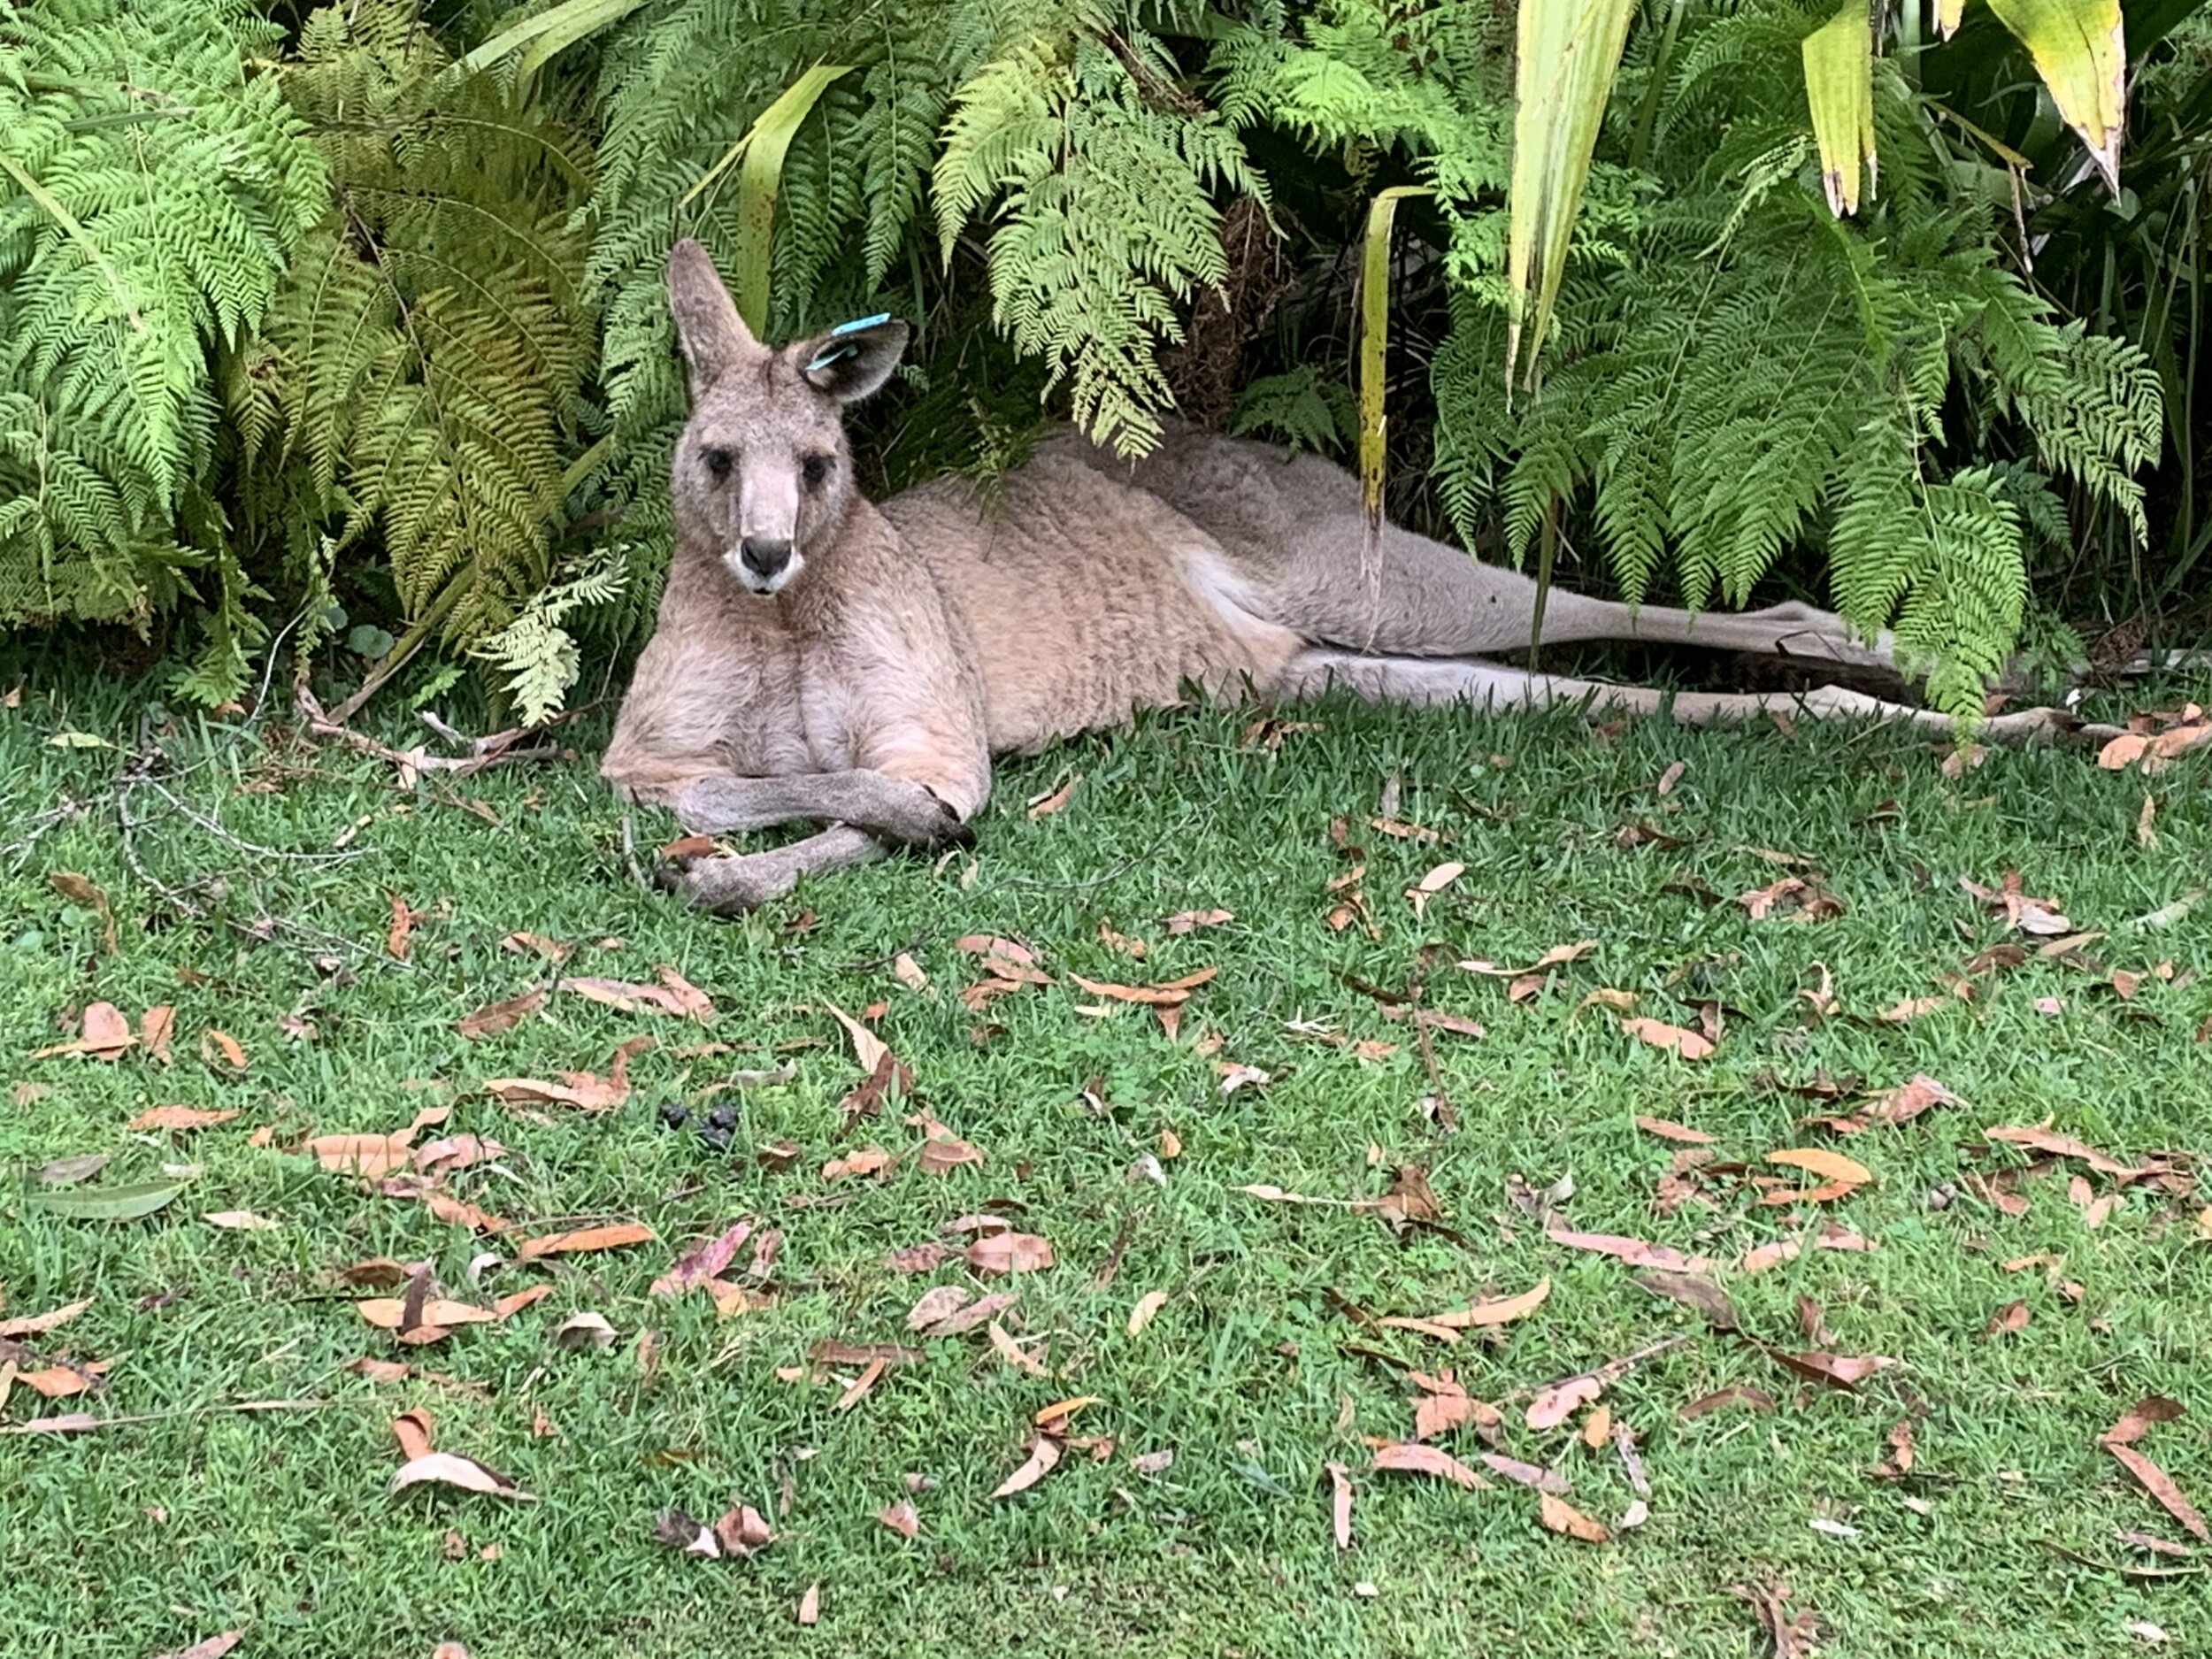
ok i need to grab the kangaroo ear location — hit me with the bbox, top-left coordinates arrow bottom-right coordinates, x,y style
667,239 -> 758,392
798,316 -> 909,404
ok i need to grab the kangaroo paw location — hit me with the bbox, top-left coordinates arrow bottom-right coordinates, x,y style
653,848 -> 796,914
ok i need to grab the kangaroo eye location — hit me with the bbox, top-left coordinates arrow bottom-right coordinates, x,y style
801,454 -> 830,490
702,447 -> 733,480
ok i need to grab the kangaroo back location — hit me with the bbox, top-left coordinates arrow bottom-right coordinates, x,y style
880,444 -> 1301,754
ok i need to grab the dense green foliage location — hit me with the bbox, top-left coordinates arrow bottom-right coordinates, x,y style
0,0 -> 2202,716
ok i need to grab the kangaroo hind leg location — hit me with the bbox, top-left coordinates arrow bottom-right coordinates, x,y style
1264,518 -> 1902,678
1274,649 -> 2066,740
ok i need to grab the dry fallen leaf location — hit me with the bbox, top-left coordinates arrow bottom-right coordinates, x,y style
714,1503 -> 774,1556
1635,1116 -> 1715,1145
49,872 -> 118,954
560,971 -> 712,1019
1327,1461 -> 1354,1550
1764,1147 -> 1871,1196
203,1210 -> 280,1232
388,1451 -> 536,1502
797,1584 -> 820,1626
876,1499 -> 921,1538
30,1001 -> 133,1061
1536,1491 -> 1609,1542
965,1232 -> 1054,1275
1127,1290 -> 1169,1335
1370,1442 -> 1491,1489
987,1322 -> 1048,1375
992,1436 -> 1064,1498
650,1221 -> 755,1296
1804,1074 -> 1961,1134
481,1046 -> 636,1110
1459,941 -> 1597,979
1067,967 -> 1218,1006
1756,1344 -> 1894,1390
128,1104 -> 239,1133
1738,877 -> 1845,922
1985,1125 -> 2142,1178
1025,772 -> 1079,818
457,988 -> 545,1040
1548,1227 -> 1712,1273
1734,1579 -> 1820,1659
1527,1373 -> 1607,1432
905,1284 -> 973,1332
0,1297 -> 93,1339
150,1634 -> 244,1659
356,1297 -> 497,1333
517,1222 -> 655,1259
1634,1269 -> 1738,1328
1164,909 -> 1233,933
651,1507 -> 719,1556
201,1029 -> 247,1071
1409,1370 -> 1499,1440
1406,861 -> 1464,918
823,1146 -> 892,1180
2100,1397 -> 2208,1541
1619,1017 -> 1715,1060
393,1407 -> 436,1462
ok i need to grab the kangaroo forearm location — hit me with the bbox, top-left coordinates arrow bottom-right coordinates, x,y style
661,826 -> 888,914
676,770 -> 967,846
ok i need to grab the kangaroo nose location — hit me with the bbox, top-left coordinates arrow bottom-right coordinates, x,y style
740,537 -> 791,578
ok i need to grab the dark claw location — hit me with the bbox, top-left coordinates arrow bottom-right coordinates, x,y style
695,1125 -> 733,1154
657,1100 -> 691,1130
707,1102 -> 737,1130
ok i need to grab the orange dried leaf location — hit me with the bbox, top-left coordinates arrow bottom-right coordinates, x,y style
2103,1396 -> 2186,1448
127,1104 -> 239,1133
1619,1017 -> 1714,1060
650,1221 -> 755,1296
1025,774 -> 1079,818
1548,1228 -> 1712,1272
30,1001 -> 133,1060
992,1436 -> 1064,1498
822,1146 -> 891,1180
356,1298 -> 496,1331
1423,1279 -> 1551,1330
392,1407 -> 435,1462
1067,967 -> 1217,1006
1537,1491 -> 1609,1542
965,1232 -> 1054,1275
0,1299 -> 94,1339
1164,909 -> 1233,933
139,1004 -> 174,1063
1527,1373 -> 1606,1432
2107,1444 -> 2212,1541
1765,1148 -> 1871,1188
517,1222 -> 655,1259
833,1356 -> 887,1411
457,988 -> 544,1040
1371,1441 -> 1491,1489
492,1286 -> 553,1320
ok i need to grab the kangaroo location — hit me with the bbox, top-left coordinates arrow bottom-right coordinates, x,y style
604,240 -> 2070,914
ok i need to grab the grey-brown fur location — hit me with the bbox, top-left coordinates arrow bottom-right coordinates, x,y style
605,240 -> 2071,913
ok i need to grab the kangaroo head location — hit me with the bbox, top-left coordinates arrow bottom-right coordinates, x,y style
665,238 -> 909,596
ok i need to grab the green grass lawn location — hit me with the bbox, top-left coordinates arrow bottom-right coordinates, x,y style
3,663 -> 2210,1658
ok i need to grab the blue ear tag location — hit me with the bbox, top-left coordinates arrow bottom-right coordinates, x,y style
805,312 -> 893,372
